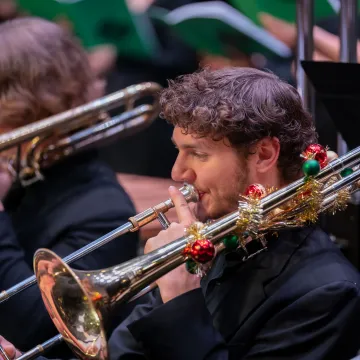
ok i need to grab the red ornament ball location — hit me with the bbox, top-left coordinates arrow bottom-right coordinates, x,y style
190,239 -> 215,264
303,144 -> 328,169
244,184 -> 266,199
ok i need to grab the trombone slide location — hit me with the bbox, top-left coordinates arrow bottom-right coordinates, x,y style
0,184 -> 198,304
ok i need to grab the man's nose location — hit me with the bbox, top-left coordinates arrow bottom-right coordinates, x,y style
171,158 -> 196,184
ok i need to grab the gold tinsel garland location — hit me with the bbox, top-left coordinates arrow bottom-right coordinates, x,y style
185,221 -> 206,240
236,196 -> 263,247
294,178 -> 323,224
326,189 -> 351,215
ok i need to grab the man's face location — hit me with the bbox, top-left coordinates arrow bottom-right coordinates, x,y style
171,127 -> 250,221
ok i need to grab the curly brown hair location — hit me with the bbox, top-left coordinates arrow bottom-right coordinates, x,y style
0,17 -> 94,129
160,67 -> 318,182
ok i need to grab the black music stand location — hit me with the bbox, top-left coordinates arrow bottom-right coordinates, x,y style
301,60 -> 360,268
301,60 -> 360,150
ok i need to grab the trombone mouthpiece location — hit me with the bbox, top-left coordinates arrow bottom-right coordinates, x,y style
180,183 -> 199,203
153,183 -> 199,212
128,183 -> 199,231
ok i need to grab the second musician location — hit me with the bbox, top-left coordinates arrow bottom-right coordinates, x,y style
0,17 -> 139,357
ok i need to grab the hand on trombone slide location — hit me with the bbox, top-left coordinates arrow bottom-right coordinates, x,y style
0,336 -> 21,360
144,186 -> 201,304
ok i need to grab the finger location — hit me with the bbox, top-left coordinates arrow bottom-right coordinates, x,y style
0,336 -> 20,356
169,186 -> 196,225
293,23 -> 355,62
313,50 -> 333,62
0,347 -> 10,360
0,341 -> 9,360
0,338 -> 16,360
260,12 -> 360,63
87,45 -> 117,77
128,0 -> 155,13
259,13 -> 297,48
312,26 -> 340,61
313,26 -> 360,62
260,12 -> 338,57
314,26 -> 360,62
144,233 -> 159,254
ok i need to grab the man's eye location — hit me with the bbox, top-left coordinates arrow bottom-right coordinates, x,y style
191,152 -> 208,160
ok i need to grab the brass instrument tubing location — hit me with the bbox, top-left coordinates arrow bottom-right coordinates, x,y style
0,184 -> 197,304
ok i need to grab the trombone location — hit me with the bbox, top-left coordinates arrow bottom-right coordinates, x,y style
0,183 -> 199,304
0,82 -> 162,186
0,80 -> 202,301
11,146 -> 360,360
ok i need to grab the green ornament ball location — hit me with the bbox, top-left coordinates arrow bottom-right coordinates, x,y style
185,259 -> 198,274
302,159 -> 320,177
340,168 -> 353,178
222,235 -> 239,250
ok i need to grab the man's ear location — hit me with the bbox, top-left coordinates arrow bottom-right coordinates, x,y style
253,137 -> 280,174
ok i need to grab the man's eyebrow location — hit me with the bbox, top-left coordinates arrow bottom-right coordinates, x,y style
171,137 -> 214,150
171,138 -> 200,150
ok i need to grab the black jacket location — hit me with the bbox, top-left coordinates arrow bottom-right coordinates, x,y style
0,151 -> 139,357
105,226 -> 360,360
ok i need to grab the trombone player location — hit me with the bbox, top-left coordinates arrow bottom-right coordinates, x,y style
2,67 -> 360,359
0,17 -> 140,357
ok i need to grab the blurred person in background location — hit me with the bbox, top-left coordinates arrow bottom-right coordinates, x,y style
100,0 -> 206,179
0,0 -> 118,79
0,0 -> 203,179
260,12 -> 360,152
0,17 -> 139,358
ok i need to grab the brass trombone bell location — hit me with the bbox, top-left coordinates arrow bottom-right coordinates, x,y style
35,250 -> 108,360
